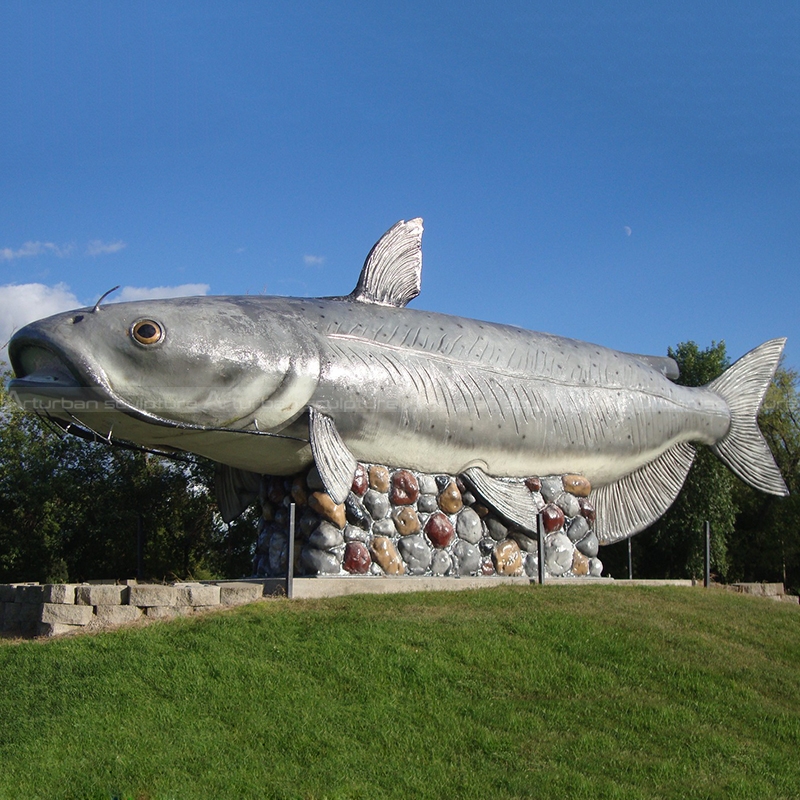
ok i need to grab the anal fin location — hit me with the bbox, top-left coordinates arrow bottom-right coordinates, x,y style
592,442 -> 695,544
461,467 -> 542,532
309,408 -> 357,504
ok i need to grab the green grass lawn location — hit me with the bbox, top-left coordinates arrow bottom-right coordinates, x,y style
1,585 -> 799,799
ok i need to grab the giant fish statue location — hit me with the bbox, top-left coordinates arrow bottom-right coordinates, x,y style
8,219 -> 788,544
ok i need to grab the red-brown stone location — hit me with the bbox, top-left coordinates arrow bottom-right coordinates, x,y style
540,503 -> 565,533
351,463 -> 368,496
343,541 -> 371,574
525,476 -> 542,493
424,512 -> 455,548
391,469 -> 420,505
578,498 -> 596,525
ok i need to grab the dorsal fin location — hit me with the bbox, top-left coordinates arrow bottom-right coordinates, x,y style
625,353 -> 681,381
350,219 -> 423,307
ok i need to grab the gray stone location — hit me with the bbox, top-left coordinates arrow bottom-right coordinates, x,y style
306,465 -> 325,490
455,507 -> 483,543
40,603 -> 93,626
299,509 -> 320,537
589,557 -> 603,577
268,531 -> 288,575
3,602 -> 41,633
94,605 -> 145,625
418,474 -> 438,495
343,524 -> 368,543
76,585 -> 128,606
555,491 -> 581,517
15,585 -> 44,604
417,494 -> 438,513
345,496 -> 372,530
524,553 -> 539,578
43,584 -> 76,604
397,534 -> 432,575
128,585 -> 177,607
510,530 -> 539,553
308,522 -> 345,551
38,622 -> 83,637
372,518 -> 395,536
145,606 -> 184,619
540,476 -> 563,502
544,533 -> 574,576
219,582 -> 265,604
300,547 -> 341,575
485,517 -> 508,541
363,489 -> 390,520
567,516 -> 590,543
576,530 -> 599,558
430,550 -> 452,576
453,541 -> 481,576
175,584 -> 221,606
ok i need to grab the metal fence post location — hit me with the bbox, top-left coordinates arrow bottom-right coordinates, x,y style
704,521 -> 711,588
537,514 -> 545,585
287,503 -> 296,599
627,536 -> 633,580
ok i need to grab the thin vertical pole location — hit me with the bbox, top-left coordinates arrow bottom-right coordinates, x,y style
627,536 -> 633,580
286,503 -> 296,599
137,513 -> 144,581
537,514 -> 545,585
704,521 -> 711,588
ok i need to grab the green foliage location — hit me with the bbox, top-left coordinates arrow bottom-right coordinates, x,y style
0,374 -> 255,582
2,586 -> 800,798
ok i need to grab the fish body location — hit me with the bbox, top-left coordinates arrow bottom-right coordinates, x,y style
8,219 -> 788,542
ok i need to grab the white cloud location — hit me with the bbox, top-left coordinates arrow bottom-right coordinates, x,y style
0,241 -> 73,261
115,284 -> 210,302
0,283 -> 80,357
304,254 -> 325,266
86,239 -> 127,256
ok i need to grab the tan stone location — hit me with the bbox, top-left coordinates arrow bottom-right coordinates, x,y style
562,474 -> 591,497
571,550 -> 590,576
438,482 -> 464,514
492,539 -> 524,576
368,465 -> 390,492
370,536 -> 405,575
308,492 -> 346,528
392,507 -> 421,536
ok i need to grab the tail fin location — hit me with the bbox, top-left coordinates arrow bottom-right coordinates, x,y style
708,338 -> 788,496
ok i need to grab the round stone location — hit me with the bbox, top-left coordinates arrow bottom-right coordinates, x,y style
391,470 -> 420,505
261,501 -> 275,522
299,508 -> 320,537
576,530 -> 599,558
481,559 -> 495,575
563,474 -> 591,497
492,539 -> 524,576
431,550 -> 452,576
540,476 -> 563,503
453,541 -> 481,575
309,492 -> 346,529
291,475 -> 308,506
567,515 -> 590,543
555,491 -> 581,518
266,476 -> 287,505
418,474 -> 438,495
370,536 -> 404,574
268,531 -> 288,574
579,498 -> 596,525
372,518 -> 396,536
343,524 -> 368,543
455,507 -> 483,544
368,465 -> 390,492
571,550 -> 590,576
308,522 -> 344,551
461,491 -> 476,505
544,532 -> 573,576
589,557 -> 604,577
393,506 -> 421,536
524,552 -> 538,578
540,504 -> 565,533
438,481 -> 463,514
486,517 -> 508,541
510,530 -> 538,553
398,534 -> 432,575
343,541 -> 371,574
478,538 -> 496,556
363,489 -> 390,520
345,495 -> 372,530
525,476 -> 542,493
418,494 -> 438,513
424,512 -> 455,548
301,546 -> 341,575
435,475 -> 451,492
351,463 -> 368,496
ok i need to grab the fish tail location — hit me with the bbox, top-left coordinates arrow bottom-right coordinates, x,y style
708,338 -> 788,496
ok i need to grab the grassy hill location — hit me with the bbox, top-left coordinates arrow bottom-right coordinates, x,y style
1,585 -> 799,799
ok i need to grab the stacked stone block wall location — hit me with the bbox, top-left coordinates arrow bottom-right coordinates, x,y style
0,581 -> 265,638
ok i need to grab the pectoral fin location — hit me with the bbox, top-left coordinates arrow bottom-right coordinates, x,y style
308,408 -> 357,504
215,464 -> 262,523
461,467 -> 542,532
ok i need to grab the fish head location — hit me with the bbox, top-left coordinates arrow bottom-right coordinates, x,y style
8,296 -> 320,434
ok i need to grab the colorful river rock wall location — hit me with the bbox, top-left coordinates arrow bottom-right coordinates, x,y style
253,464 -> 603,579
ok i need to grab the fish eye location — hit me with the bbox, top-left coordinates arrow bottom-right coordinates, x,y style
131,319 -> 164,346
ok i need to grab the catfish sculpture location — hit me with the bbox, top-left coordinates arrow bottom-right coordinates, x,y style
8,219 -> 788,544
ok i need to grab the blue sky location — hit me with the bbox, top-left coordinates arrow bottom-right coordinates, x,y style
1,2 -> 798,370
